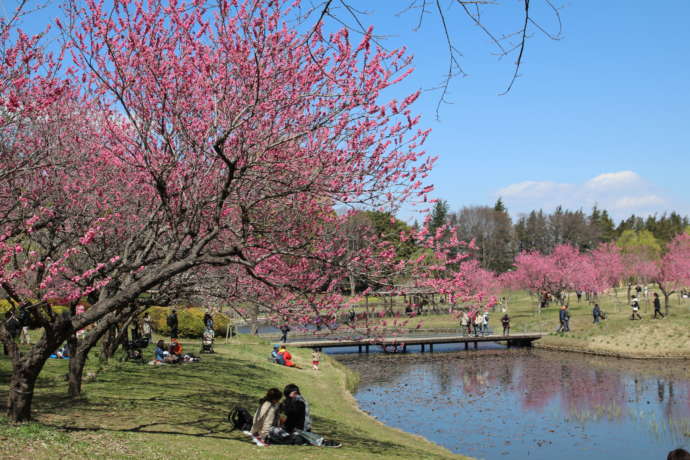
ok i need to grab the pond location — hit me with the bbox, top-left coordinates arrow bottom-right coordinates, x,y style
336,347 -> 690,460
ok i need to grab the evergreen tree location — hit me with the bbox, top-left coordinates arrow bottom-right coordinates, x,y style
429,200 -> 450,235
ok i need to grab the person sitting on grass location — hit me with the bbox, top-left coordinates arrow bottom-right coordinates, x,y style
278,345 -> 299,368
281,383 -> 310,434
169,337 -> 183,357
55,343 -> 70,359
269,383 -> 340,447
271,344 -> 286,365
250,388 -> 282,444
153,340 -> 166,364
152,340 -> 178,364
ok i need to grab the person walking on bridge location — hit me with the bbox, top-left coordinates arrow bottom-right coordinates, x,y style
473,310 -> 482,337
501,313 -> 510,336
482,311 -> 490,335
460,311 -> 470,336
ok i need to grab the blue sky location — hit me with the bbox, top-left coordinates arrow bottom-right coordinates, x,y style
334,1 -> 690,223
7,0 -> 689,222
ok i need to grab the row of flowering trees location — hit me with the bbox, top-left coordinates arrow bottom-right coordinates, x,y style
504,234 -> 690,312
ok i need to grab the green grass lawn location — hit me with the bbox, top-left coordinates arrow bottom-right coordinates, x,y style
0,335 -> 465,460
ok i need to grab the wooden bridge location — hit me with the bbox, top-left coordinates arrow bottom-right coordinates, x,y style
287,332 -> 546,353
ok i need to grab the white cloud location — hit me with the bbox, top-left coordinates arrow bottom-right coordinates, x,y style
584,171 -> 641,190
499,181 -> 572,199
495,171 -> 678,220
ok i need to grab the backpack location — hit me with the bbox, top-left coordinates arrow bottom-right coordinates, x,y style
228,406 -> 253,431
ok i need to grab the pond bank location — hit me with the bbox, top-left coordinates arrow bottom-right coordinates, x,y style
534,338 -> 690,360
0,335 -> 465,460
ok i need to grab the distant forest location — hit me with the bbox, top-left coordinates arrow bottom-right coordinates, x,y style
427,199 -> 689,273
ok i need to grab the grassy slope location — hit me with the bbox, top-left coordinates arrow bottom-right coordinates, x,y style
0,335 -> 465,460
392,289 -> 690,358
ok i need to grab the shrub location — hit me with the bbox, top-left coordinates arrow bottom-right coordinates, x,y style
146,307 -> 231,338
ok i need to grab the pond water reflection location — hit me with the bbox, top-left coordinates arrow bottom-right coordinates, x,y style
337,349 -> 690,460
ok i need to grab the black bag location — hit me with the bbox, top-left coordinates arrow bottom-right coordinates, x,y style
228,406 -> 253,431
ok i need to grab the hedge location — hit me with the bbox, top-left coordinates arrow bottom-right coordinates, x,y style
146,307 -> 232,338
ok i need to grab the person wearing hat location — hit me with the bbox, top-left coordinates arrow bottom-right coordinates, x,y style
275,384 -> 341,447
270,344 -> 285,365
281,383 -> 311,433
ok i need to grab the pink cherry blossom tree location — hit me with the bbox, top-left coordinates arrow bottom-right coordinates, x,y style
589,243 -> 625,297
508,245 -> 596,306
652,234 -> 690,314
2,0 -> 442,421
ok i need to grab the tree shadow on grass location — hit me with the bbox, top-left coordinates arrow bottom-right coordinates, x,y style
310,414 -> 445,458
1,352 -> 444,458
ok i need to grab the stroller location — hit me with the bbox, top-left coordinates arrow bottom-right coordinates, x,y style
201,327 -> 215,354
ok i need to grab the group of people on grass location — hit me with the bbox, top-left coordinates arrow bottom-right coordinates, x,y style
270,344 -> 321,370
451,289 -> 674,338
152,338 -> 185,364
630,292 -> 666,320
557,290 -> 669,332
250,384 -> 340,447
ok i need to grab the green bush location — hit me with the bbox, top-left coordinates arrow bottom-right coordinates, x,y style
146,307 -> 231,338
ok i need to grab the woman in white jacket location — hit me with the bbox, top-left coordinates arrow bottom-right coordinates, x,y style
250,388 -> 282,442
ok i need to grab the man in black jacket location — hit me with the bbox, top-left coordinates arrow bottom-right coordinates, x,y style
281,383 -> 310,433
653,292 -> 665,319
167,309 -> 179,339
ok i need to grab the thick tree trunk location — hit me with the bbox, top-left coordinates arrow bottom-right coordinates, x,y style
663,293 -> 670,316
8,366 -> 40,422
69,306 -> 139,398
657,283 -> 672,316
6,325 -> 66,422
68,346 -> 88,398
100,320 -> 131,361
100,325 -> 118,361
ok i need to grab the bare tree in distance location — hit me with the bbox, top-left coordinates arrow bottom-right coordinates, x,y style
300,0 -> 563,117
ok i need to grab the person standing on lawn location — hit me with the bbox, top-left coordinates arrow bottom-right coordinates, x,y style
592,304 -> 602,324
280,323 -> 290,343
653,292 -> 665,319
167,309 -> 179,339
630,296 -> 642,320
